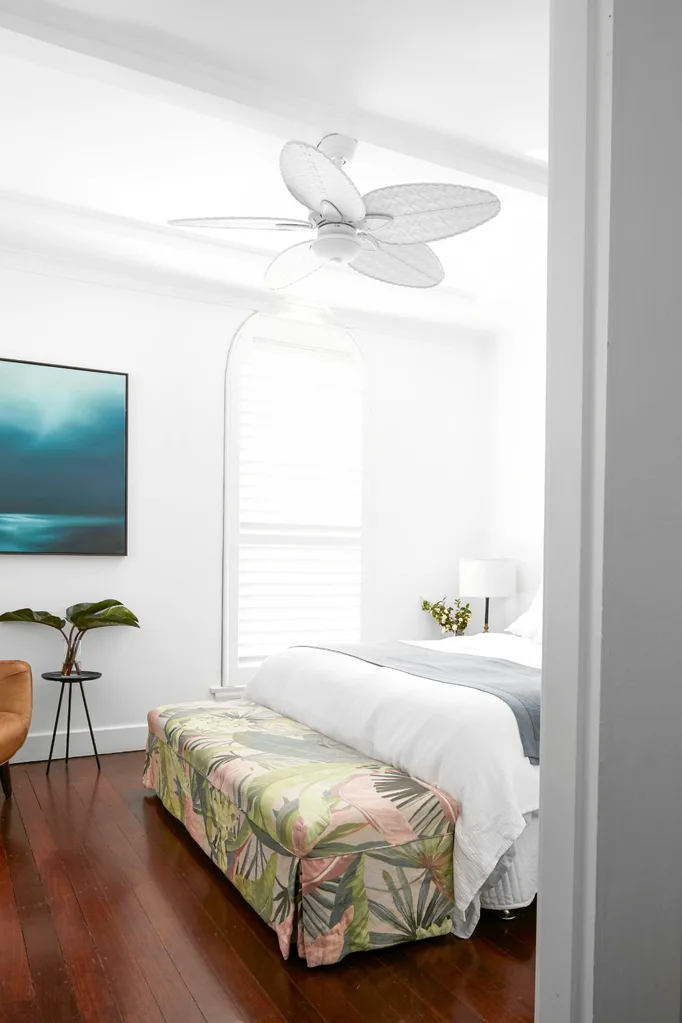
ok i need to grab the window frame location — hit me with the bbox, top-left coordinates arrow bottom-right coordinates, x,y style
222,312 -> 363,688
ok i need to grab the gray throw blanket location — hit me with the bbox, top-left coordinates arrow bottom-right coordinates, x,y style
297,642 -> 541,764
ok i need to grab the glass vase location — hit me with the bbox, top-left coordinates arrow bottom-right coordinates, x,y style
61,636 -> 83,676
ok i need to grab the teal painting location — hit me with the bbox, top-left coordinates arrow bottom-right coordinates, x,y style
0,359 -> 127,555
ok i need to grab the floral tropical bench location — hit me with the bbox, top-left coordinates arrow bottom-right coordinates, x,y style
143,699 -> 459,967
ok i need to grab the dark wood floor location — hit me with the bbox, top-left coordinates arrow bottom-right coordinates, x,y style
0,752 -> 535,1023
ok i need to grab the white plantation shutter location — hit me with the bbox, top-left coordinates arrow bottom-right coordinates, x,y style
234,336 -> 362,674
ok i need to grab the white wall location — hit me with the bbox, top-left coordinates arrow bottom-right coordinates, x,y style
488,299 -> 547,626
487,197 -> 548,627
0,262 -> 245,760
0,258 -> 494,759
358,328 -> 493,640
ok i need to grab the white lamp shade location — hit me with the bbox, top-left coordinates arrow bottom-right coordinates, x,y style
459,558 -> 516,598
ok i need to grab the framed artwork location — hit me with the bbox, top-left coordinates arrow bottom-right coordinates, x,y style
0,358 -> 128,555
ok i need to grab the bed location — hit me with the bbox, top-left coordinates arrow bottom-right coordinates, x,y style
247,632 -> 541,933
144,631 -> 540,965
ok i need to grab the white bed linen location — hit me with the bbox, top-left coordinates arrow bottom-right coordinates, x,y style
481,812 -> 538,910
408,631 -> 542,669
245,632 -> 540,930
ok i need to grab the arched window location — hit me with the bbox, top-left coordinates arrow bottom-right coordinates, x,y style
223,312 -> 363,686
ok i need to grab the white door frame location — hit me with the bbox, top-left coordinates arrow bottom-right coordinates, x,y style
536,0 -> 613,1019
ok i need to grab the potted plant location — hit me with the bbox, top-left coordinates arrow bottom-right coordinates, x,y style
421,597 -> 472,636
0,600 -> 140,675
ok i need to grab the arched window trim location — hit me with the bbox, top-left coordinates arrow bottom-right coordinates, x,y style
222,311 -> 364,688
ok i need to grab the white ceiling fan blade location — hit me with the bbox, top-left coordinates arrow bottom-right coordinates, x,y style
349,240 -> 444,288
360,213 -> 394,232
264,240 -> 324,290
361,183 -> 500,244
280,141 -> 366,224
168,216 -> 312,231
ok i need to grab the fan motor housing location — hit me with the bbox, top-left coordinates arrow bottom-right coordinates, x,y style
317,134 -> 358,166
312,223 -> 361,264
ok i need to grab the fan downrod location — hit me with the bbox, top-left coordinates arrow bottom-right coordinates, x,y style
317,134 -> 358,167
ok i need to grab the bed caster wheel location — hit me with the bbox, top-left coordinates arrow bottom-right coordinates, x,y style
499,909 -> 517,921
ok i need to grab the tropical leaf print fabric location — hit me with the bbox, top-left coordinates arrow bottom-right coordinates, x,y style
143,700 -> 459,966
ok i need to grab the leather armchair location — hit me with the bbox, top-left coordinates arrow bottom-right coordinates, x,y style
0,661 -> 33,797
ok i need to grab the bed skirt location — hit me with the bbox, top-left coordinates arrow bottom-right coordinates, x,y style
142,700 -> 459,967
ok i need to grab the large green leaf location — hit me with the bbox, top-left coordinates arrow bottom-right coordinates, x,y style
313,820 -> 367,854
69,603 -> 140,631
65,599 -> 123,622
272,861 -> 297,925
382,868 -> 413,929
369,835 -> 453,871
245,761 -> 363,833
367,897 -> 412,938
346,855 -> 370,951
0,608 -> 65,630
233,729 -> 370,764
232,847 -> 279,919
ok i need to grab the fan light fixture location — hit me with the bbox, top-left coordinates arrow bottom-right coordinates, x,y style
169,133 -> 501,291
311,224 -> 361,263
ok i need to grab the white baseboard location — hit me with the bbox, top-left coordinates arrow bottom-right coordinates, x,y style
13,722 -> 148,764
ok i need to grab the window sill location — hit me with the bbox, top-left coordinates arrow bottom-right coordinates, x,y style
210,686 -> 247,701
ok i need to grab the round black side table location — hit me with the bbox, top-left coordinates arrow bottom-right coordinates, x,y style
42,671 -> 102,775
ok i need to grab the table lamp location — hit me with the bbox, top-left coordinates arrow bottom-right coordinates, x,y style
459,558 -> 516,633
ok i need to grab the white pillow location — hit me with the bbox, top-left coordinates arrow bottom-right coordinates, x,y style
506,586 -> 543,645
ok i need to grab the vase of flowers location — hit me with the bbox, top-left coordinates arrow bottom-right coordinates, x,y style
421,597 -> 472,636
0,599 -> 140,675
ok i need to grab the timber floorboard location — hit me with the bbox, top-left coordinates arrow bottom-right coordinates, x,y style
0,752 -> 535,1023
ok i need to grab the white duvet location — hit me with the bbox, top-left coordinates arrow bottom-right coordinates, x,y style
245,632 -> 540,934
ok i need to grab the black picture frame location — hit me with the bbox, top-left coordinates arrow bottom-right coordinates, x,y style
0,357 -> 128,556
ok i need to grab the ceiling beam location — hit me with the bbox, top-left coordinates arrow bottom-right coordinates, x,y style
0,7 -> 548,195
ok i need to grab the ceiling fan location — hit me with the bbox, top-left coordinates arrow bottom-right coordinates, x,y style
169,134 -> 501,290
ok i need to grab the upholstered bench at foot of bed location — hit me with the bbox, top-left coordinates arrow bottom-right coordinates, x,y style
142,699 -> 459,967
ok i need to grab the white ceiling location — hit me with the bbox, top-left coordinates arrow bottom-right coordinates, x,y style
0,17 -> 547,331
0,0 -> 548,187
